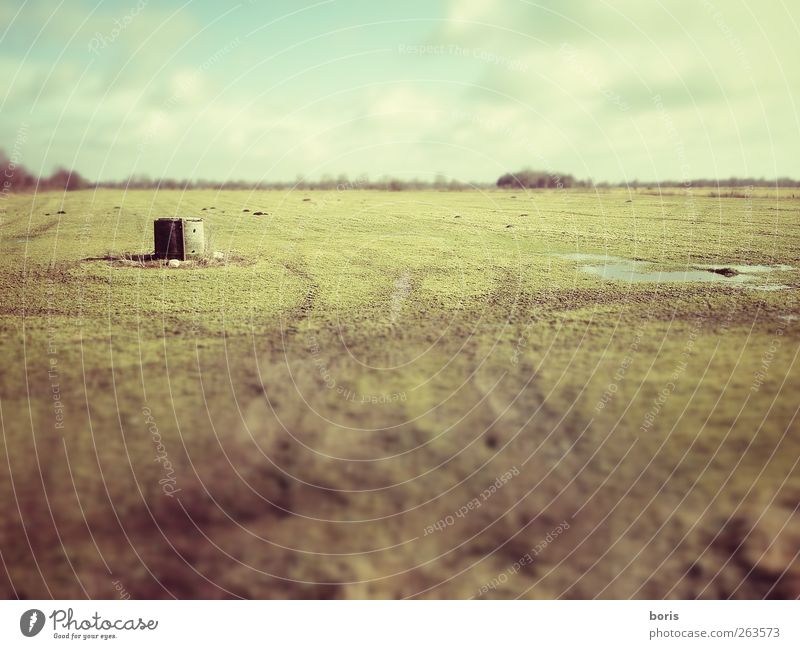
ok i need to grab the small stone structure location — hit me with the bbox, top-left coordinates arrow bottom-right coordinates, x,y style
153,218 -> 205,260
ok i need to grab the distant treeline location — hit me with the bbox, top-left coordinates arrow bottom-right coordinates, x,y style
496,169 -> 587,189
1,150 -> 91,192
495,168 -> 800,189
603,177 -> 800,188
98,173 -> 486,192
2,152 -> 798,192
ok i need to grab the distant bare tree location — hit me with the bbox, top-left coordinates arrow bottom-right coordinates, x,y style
45,167 -> 90,191
496,168 -> 580,189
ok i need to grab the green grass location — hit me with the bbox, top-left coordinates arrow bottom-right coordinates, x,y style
0,188 -> 798,599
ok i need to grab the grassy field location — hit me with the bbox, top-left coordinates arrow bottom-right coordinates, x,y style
0,187 -> 798,599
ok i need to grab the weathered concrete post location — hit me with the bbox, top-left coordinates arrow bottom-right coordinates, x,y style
153,218 -> 205,260
182,218 -> 205,257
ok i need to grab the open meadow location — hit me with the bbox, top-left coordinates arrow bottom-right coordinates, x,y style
0,187 -> 798,598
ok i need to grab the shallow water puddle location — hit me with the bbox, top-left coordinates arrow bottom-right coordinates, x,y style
556,254 -> 794,290
693,263 -> 794,274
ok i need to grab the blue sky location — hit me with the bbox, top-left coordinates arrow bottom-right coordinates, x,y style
1,0 -> 797,183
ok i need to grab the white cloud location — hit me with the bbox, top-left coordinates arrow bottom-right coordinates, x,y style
0,0 -> 797,182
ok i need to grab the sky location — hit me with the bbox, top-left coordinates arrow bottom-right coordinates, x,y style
0,0 -> 797,184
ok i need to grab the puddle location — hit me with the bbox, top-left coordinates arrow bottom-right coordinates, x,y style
693,264 -> 794,274
555,254 -> 794,290
583,264 -> 755,284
